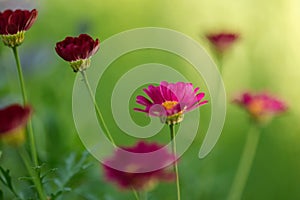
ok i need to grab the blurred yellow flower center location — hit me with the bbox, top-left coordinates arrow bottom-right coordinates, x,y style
0,128 -> 26,146
248,100 -> 264,117
162,101 -> 178,110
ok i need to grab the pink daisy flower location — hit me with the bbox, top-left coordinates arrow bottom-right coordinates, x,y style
102,141 -> 176,191
233,91 -> 287,122
134,81 -> 208,124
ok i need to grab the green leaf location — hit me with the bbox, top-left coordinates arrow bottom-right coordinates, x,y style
18,176 -> 34,181
0,189 -> 3,200
0,167 -> 13,190
40,167 -> 58,184
62,151 -> 91,184
0,167 -> 20,199
50,151 -> 92,199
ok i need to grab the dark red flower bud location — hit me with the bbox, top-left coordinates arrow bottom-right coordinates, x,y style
0,9 -> 38,47
206,32 -> 239,53
0,104 -> 32,146
55,34 -> 100,72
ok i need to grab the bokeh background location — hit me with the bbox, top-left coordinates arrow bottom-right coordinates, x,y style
0,0 -> 300,199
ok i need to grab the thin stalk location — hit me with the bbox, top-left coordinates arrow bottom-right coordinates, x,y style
12,47 -> 27,104
139,191 -> 148,200
215,52 -> 224,76
169,124 -> 181,200
80,71 -> 116,146
132,188 -> 140,200
18,147 -> 47,200
227,123 -> 261,200
12,46 -> 38,166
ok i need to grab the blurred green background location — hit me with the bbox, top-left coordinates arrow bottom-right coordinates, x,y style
0,0 -> 300,199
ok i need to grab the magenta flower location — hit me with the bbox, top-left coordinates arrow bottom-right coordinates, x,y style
0,9 -> 38,47
206,32 -> 239,53
55,34 -> 100,72
102,141 -> 176,191
134,81 -> 208,124
0,104 -> 32,145
233,91 -> 287,122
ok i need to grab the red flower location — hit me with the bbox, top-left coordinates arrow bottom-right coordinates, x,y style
0,104 -> 32,145
233,91 -> 287,122
0,9 -> 37,47
206,32 -> 239,53
102,141 -> 176,191
0,9 -> 37,35
55,34 -> 100,72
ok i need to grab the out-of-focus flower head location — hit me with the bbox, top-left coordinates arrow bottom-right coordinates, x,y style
0,9 -> 37,47
102,141 -> 176,191
206,32 -> 239,53
55,34 -> 100,72
0,104 -> 32,146
134,81 -> 208,124
233,91 -> 287,123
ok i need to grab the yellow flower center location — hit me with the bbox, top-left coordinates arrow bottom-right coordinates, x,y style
162,101 -> 178,110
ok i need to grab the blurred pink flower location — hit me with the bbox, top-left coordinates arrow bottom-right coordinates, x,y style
0,104 -> 32,145
233,91 -> 287,122
134,81 -> 208,124
0,9 -> 37,47
55,34 -> 100,72
206,32 -> 239,53
102,141 -> 176,191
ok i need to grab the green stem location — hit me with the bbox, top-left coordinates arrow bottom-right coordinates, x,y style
18,147 -> 47,200
169,124 -> 181,200
139,191 -> 148,200
216,52 -> 224,76
227,123 -> 261,200
12,47 -> 27,104
12,46 -> 39,167
132,188 -> 140,200
80,71 -> 116,147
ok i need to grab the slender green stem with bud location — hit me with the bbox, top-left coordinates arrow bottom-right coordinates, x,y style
12,46 -> 39,167
169,124 -> 181,200
80,70 -> 116,146
18,147 -> 47,200
227,123 -> 261,200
